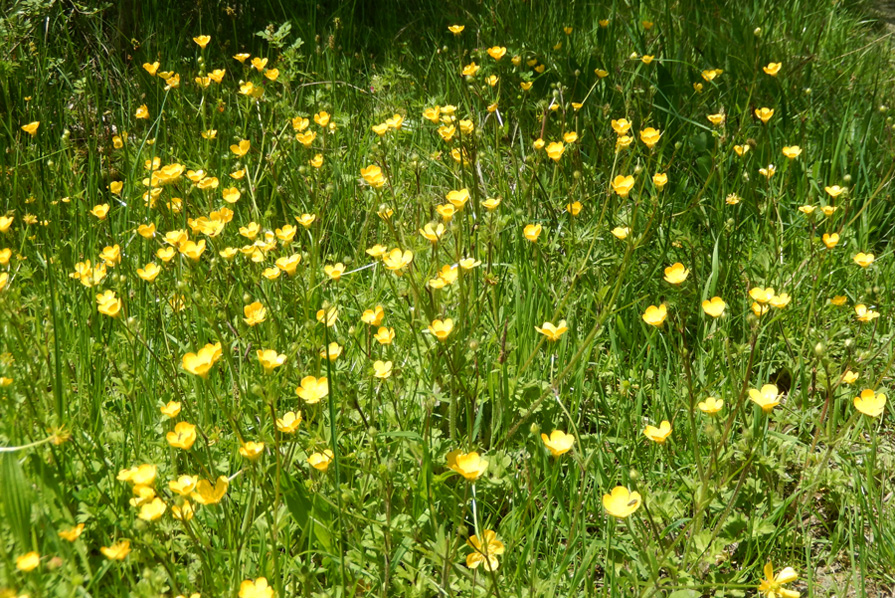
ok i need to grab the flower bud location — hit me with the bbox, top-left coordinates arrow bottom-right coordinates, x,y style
843,174 -> 852,184
814,342 -> 825,357
754,27 -> 762,36
529,422 -> 540,435
628,468 -> 640,482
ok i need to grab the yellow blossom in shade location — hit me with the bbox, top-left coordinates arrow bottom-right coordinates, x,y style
166,421 -> 197,450
193,35 -> 210,48
466,530 -> 504,571
461,62 -> 480,77
324,263 -> 346,280
824,185 -> 846,197
230,139 -> 250,157
446,188 -> 470,210
763,62 -> 782,76
750,287 -> 775,304
296,376 -> 329,404
641,55 -> 654,64
209,68 -> 226,83
171,501 -> 195,521
640,127 -> 661,148
643,420 -> 672,443
696,81 -> 706,92
770,293 -> 791,309
523,224 -> 542,242
58,523 -> 85,542
734,144 -> 749,156
362,305 -> 385,326
316,306 -> 338,326
307,450 -> 334,471
143,61 -> 159,75
854,389 -> 886,417
701,68 -> 723,81
139,497 -> 167,521
602,486 -> 642,518
160,401 -> 181,418
595,68 -> 609,78
239,441 -> 265,461
251,56 -> 269,71
448,24 -> 465,34
854,304 -> 880,322
319,342 -> 342,361
759,164 -> 776,179
192,476 -> 229,505
91,204 -> 110,219
101,540 -> 131,560
830,295 -> 848,306
642,304 -> 667,327
611,175 -> 635,197
136,104 -> 149,119
372,123 -> 388,136
374,327 -> 395,345
264,68 -> 279,81
546,141 -> 565,161
137,263 -> 161,282
566,201 -> 583,215
758,562 -> 798,598
256,349 -> 286,373
541,430 -> 575,456
702,297 -> 726,318
532,137 -> 545,150
611,226 -> 630,239
822,233 -> 839,248
428,318 -> 454,341
782,145 -> 802,159
420,223 -> 446,243
276,411 -> 302,433
821,205 -> 837,216
382,248 -> 413,273
611,118 -> 632,135
535,320 -> 568,341
853,252 -> 875,267
663,263 -> 689,285
482,197 -> 502,210
755,107 -> 774,123
698,396 -> 724,414
373,360 -> 393,379
16,552 -> 40,571
749,384 -> 782,413
96,290 -> 123,318
446,450 -> 488,480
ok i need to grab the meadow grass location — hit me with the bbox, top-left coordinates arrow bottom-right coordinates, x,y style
1,0 -> 895,596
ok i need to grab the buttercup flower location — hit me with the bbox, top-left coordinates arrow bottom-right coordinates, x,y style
611,226 -> 630,239
374,327 -> 395,345
755,107 -> 774,123
58,524 -> 85,542
166,421 -> 197,450
276,411 -> 302,433
373,360 -> 393,379
447,450 -> 488,480
487,46 -> 507,60
824,185 -> 845,197
642,304 -> 667,327
643,420 -> 672,443
296,376 -> 329,403
782,146 -> 802,159
546,141 -> 565,161
466,530 -> 504,571
101,540 -> 131,560
822,233 -> 839,248
523,224 -> 542,242
257,349 -> 286,373
763,62 -> 782,76
854,389 -> 886,417
239,441 -> 265,461
749,384 -> 782,413
21,121 -> 40,136
16,551 -> 40,572
192,476 -> 229,505
244,301 -> 267,326
602,486 -> 642,518
193,35 -> 211,48
541,430 -> 575,456
611,175 -> 635,197
640,127 -> 661,148
307,450 -> 334,471
702,297 -> 726,318
535,320 -> 568,341
663,263 -> 689,285
853,252 -> 874,268
698,397 -> 724,414
758,562 -> 798,598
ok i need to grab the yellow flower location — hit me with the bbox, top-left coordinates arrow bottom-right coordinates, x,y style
749,384 -> 782,413
855,304 -> 880,322
782,145 -> 802,159
758,562 -> 798,598
316,306 -> 338,326
770,293 -> 791,309
853,252 -> 874,267
21,121 -> 40,136
640,127 -> 661,148
320,342 -> 342,361
566,201 -> 582,216
611,118 -> 632,135
276,411 -> 303,433
824,185 -> 846,197
830,295 -> 848,306
382,248 -> 413,274
641,55 -> 654,64
16,551 -> 40,571
461,62 -> 480,77
821,205 -> 837,216
663,263 -> 689,285
193,35 -> 211,48
487,46 -> 507,60
244,302 -> 267,326
264,68 -> 279,81
171,501 -> 195,521
91,204 -> 110,220
251,56 -> 269,71
222,187 -> 241,204
643,420 -> 672,443
701,68 -> 723,81
541,430 -> 575,457
374,326 -> 395,345
324,262 -> 346,280
239,441 -> 265,461
257,349 -> 286,373
307,450 -> 334,471
532,137 -> 545,150
841,370 -> 859,384
136,104 -> 149,119
143,61 -> 159,75
157,247 -> 176,263
752,302 -> 770,317
763,62 -> 782,76
602,486 -> 642,518
535,320 -> 568,341
545,141 -> 565,161
611,175 -> 635,197
642,304 -> 667,327
230,139 -> 250,157
754,107 -> 774,123
750,287 -> 775,304
436,204 -> 456,221
101,540 -> 131,560
466,530 -> 504,571
138,497 -> 167,521
698,397 -> 724,414
179,239 -> 206,261
192,476 -> 229,505
523,223 -> 542,242
446,450 -> 488,480
611,226 -> 630,239
734,144 -> 750,156
362,305 -> 385,326
182,342 -> 222,378
209,69 -> 226,83
296,376 -> 329,404
160,401 -> 181,418
822,233 -> 839,248
137,263 -> 161,282
759,164 -> 776,179
373,360 -> 393,379
854,389 -> 886,417
420,223 -> 446,243
653,172 -> 668,190
360,164 -> 386,188
96,290 -> 123,318
595,68 -> 609,78
0,216 -> 14,233
448,25 -> 465,34
58,523 -> 85,542
166,421 -> 197,450
276,254 -> 302,275
428,318 -> 454,341
482,197 -> 502,211
314,111 -> 331,127
446,188 -> 470,210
